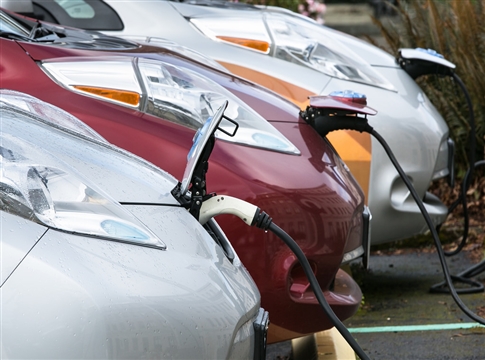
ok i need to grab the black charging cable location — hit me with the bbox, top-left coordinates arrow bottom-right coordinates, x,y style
440,72 -> 476,257
372,127 -> 484,311
430,160 -> 485,294
301,107 -> 485,325
198,195 -> 370,358
428,72 -> 482,293
251,211 -> 371,360
372,128 -> 485,322
398,53 -> 477,259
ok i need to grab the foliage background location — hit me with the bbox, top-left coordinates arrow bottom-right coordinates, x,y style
243,0 -> 483,179
369,0 -> 485,177
368,0 -> 485,229
243,0 -> 485,228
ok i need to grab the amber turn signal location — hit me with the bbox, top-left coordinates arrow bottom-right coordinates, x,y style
73,86 -> 140,106
216,36 -> 270,53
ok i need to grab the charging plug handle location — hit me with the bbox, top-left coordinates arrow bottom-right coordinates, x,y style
399,58 -> 454,79
398,48 -> 456,79
301,107 -> 374,137
199,195 -> 259,225
198,194 -> 369,360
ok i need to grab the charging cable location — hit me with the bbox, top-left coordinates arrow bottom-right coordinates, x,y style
440,72 -> 476,258
200,195 -> 370,360
430,160 -> 485,294
301,102 -> 485,326
373,127 -> 485,323
398,48 -> 477,258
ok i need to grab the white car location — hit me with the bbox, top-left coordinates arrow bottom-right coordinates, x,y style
9,0 -> 452,246
0,90 -> 267,359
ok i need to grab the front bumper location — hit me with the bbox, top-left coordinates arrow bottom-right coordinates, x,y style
266,267 -> 362,343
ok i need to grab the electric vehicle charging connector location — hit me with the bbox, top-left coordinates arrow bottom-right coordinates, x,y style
399,48 -> 478,262
301,90 -> 485,328
173,101 -> 370,359
197,192 -> 370,360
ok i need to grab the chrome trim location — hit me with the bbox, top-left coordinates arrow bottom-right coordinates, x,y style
362,206 -> 372,269
342,245 -> 365,264
341,207 -> 372,265
253,308 -> 269,360
447,137 -> 455,187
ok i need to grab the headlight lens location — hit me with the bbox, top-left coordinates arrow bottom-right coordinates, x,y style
0,131 -> 165,250
190,12 -> 395,91
192,16 -> 271,54
432,137 -> 450,180
0,89 -> 106,141
41,57 -> 300,155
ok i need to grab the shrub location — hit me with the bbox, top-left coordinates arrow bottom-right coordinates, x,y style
371,0 -> 485,177
238,0 -> 326,23
240,0 -> 301,12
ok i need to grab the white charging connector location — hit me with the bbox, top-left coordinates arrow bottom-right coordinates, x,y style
199,195 -> 259,225
198,194 -> 369,359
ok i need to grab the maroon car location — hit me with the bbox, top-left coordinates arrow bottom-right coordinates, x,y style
0,9 -> 367,343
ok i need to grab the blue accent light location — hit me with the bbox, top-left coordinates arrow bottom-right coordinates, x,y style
252,133 -> 287,150
416,48 -> 444,59
101,220 -> 150,241
329,90 -> 366,100
329,90 -> 367,105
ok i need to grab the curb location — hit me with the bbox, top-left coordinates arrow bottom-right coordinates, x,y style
291,327 -> 356,360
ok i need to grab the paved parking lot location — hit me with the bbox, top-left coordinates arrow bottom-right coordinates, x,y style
267,248 -> 485,360
345,249 -> 485,359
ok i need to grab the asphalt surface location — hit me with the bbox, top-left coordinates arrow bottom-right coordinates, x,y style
266,248 -> 485,360
346,248 -> 485,360
266,340 -> 292,360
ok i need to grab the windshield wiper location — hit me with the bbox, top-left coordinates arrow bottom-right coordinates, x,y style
28,21 -> 63,42
0,30 -> 32,41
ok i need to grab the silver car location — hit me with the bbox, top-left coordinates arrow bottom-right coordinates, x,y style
0,90 -> 267,359
12,0 -> 452,246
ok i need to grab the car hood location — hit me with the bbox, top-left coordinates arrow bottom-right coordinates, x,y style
0,90 -> 262,358
0,90 -> 179,205
318,25 -> 399,67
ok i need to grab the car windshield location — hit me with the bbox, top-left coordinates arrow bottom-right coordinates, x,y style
0,11 -> 31,38
0,10 -> 138,49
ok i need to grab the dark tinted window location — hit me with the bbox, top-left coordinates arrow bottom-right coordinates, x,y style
30,0 -> 123,30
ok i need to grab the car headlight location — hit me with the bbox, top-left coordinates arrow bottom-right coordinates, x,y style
0,110 -> 165,250
40,57 -> 300,155
0,89 -> 106,141
432,136 -> 451,181
190,12 -> 395,91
